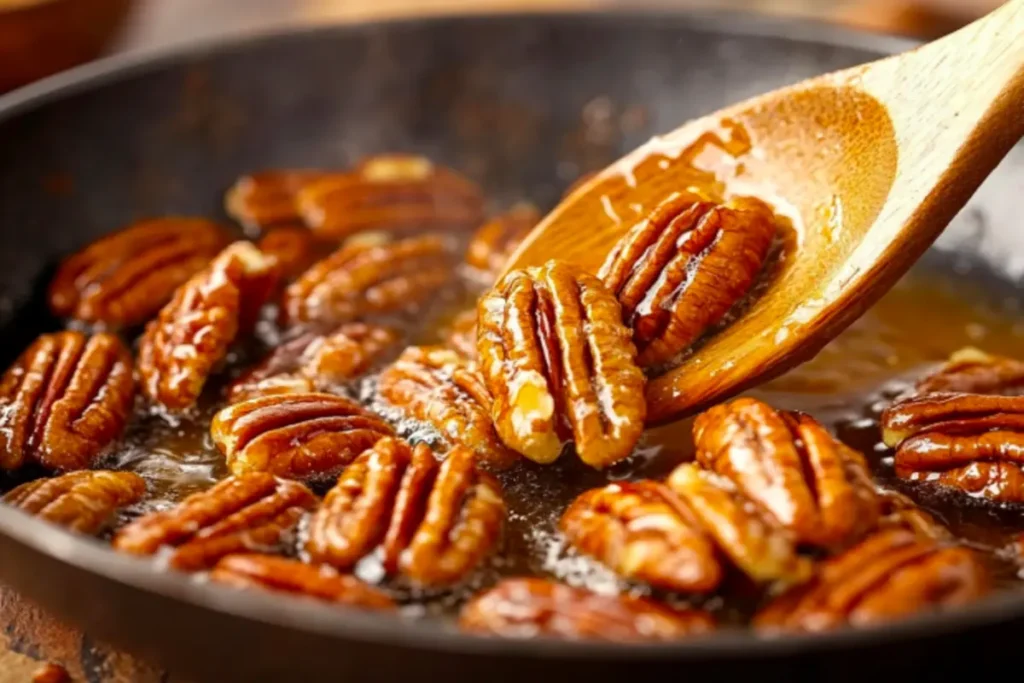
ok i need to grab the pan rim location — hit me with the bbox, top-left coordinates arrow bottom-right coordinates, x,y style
0,7 -> 1014,663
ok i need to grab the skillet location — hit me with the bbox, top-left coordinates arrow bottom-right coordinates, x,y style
0,9 -> 1022,682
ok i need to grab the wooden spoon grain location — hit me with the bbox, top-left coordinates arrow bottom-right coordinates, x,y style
503,0 -> 1024,425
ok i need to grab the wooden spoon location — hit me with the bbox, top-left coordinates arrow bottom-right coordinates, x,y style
503,0 -> 1024,425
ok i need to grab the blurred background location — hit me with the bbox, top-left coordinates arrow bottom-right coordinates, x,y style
0,0 -> 1005,93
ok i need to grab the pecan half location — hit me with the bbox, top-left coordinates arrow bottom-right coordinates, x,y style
256,225 -> 321,281
693,398 -> 879,549
0,331 -> 134,471
443,309 -> 478,360
464,204 -> 540,278
225,170 -> 330,232
306,437 -> 505,586
48,217 -> 228,328
755,529 -> 990,632
296,154 -> 484,239
913,347 -> 1024,395
598,193 -> 776,367
666,463 -> 812,585
138,242 -> 280,411
377,346 -> 516,470
228,323 -> 399,402
113,473 -> 316,571
560,481 -> 721,593
211,393 -> 394,479
478,260 -> 646,468
210,554 -> 394,610
459,578 -> 714,641
281,235 -> 456,327
4,470 -> 145,534
881,350 -> 1024,503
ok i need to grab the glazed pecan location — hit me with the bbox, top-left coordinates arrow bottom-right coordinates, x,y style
443,308 -> 478,360
225,170 -> 330,232
210,554 -> 395,610
693,398 -> 879,549
296,154 -> 484,239
48,217 -> 228,328
227,323 -> 399,402
211,393 -> 394,479
478,260 -> 646,468
598,193 -> 777,367
281,235 -> 456,327
31,663 -> 70,683
377,346 -> 515,469
459,578 -> 715,641
560,481 -> 721,593
306,437 -> 505,586
755,529 -> 990,632
881,350 -> 1024,503
912,347 -> 1024,395
0,331 -> 134,471
4,470 -> 145,535
666,464 -> 812,585
256,225 -> 321,281
138,242 -> 280,411
113,473 -> 316,571
464,204 -> 540,278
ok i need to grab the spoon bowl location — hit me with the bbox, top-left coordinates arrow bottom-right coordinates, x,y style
506,0 -> 1024,424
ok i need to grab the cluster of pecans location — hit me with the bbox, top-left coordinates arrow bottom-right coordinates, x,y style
0,153 -> 1009,642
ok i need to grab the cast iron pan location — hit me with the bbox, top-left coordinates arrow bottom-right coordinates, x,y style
0,10 -> 1022,682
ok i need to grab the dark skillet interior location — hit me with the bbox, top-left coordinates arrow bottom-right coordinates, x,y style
0,10 -> 1023,683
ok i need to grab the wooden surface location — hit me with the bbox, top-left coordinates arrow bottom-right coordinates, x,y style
0,0 -> 998,680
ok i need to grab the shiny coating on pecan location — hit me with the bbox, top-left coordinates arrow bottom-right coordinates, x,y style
306,437 -> 505,586
560,481 -> 721,593
225,170 -> 330,232
913,347 -> 1024,395
48,217 -> 228,328
0,331 -> 134,471
377,346 -> 516,470
464,204 -> 540,278
296,154 -> 484,239
459,578 -> 715,641
755,529 -> 989,632
210,554 -> 395,610
113,473 -> 316,571
478,260 -> 646,468
257,225 -> 321,281
228,323 -> 399,402
694,398 -> 879,549
882,351 -> 1024,502
4,470 -> 145,535
281,235 -> 456,327
666,464 -> 812,585
211,393 -> 394,479
598,193 -> 776,367
138,242 -> 280,411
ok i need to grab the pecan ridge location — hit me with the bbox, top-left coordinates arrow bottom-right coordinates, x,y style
4,470 -> 145,534
48,217 -> 228,328
306,437 -> 505,586
0,331 -> 134,471
211,392 -> 394,480
459,578 -> 715,641
478,260 -> 646,468
113,472 -> 316,571
598,193 -> 777,367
